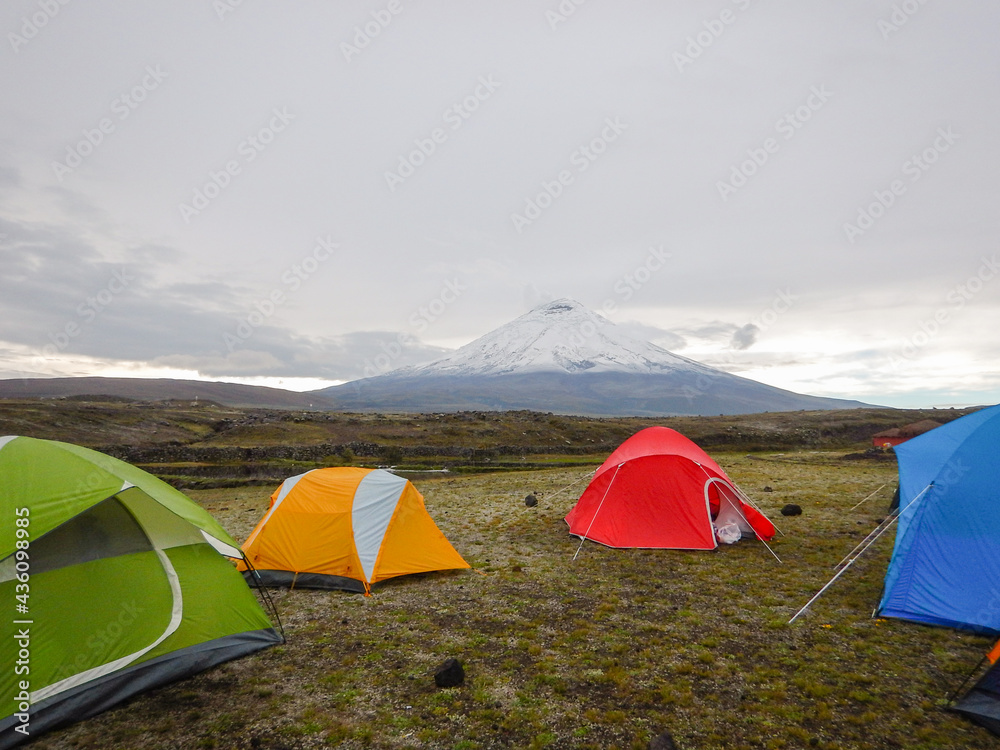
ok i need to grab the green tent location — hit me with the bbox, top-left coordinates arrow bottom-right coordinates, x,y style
0,436 -> 281,747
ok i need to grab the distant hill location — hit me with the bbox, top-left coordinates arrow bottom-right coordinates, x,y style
0,377 -> 333,410
315,299 -> 876,416
318,372 -> 871,417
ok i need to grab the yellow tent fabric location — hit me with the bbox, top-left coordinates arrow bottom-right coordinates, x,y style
238,467 -> 468,593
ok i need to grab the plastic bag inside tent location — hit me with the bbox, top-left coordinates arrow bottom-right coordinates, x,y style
714,522 -> 742,544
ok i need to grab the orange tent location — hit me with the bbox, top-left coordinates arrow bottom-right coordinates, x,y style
238,467 -> 468,593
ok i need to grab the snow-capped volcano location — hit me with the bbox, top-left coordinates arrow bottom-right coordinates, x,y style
406,299 -> 709,377
316,299 -> 871,416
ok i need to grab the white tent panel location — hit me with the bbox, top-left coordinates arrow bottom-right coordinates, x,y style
352,471 -> 406,581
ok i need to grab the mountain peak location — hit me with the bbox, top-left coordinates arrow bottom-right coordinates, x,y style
534,298 -> 585,314
400,299 -> 708,378
318,299 -> 873,416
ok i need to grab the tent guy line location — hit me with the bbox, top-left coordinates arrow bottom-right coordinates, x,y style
787,510 -> 900,625
543,471 -> 592,505
572,463 -> 622,561
849,482 -> 888,511
790,482 -> 932,625
833,483 -> 928,570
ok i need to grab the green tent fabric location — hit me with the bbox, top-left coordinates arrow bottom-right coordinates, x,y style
0,436 -> 281,747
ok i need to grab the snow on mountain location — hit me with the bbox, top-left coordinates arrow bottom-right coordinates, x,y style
403,299 -> 710,377
316,298 -> 873,416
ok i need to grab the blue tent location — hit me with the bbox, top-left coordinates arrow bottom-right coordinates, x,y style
877,404 -> 1000,634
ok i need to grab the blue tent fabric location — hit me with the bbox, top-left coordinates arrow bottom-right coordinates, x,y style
878,404 -> 1000,634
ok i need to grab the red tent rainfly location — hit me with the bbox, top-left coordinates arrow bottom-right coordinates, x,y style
565,426 -> 776,550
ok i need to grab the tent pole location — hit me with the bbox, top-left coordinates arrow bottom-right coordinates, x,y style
948,653 -> 990,705
572,463 -> 622,560
696,464 -> 781,561
240,554 -> 286,642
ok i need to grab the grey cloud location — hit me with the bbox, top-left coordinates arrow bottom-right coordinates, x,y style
153,331 -> 449,381
730,324 -> 760,351
673,321 -> 740,342
0,215 -> 447,379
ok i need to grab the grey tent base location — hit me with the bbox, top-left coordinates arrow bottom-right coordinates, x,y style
953,693 -> 1000,735
244,569 -> 367,593
0,628 -> 281,749
953,663 -> 1000,736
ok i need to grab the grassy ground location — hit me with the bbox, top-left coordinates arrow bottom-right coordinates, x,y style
30,452 -> 998,749
0,399 -> 972,455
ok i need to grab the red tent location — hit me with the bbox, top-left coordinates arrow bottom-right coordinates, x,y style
565,426 -> 776,550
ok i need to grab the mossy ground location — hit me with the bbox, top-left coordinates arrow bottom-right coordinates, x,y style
32,453 -> 997,749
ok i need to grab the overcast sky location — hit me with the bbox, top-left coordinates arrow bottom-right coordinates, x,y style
2,1 -> 998,408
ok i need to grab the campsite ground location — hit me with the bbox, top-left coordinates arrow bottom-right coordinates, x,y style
5,400 -> 995,749
30,457 -> 997,749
